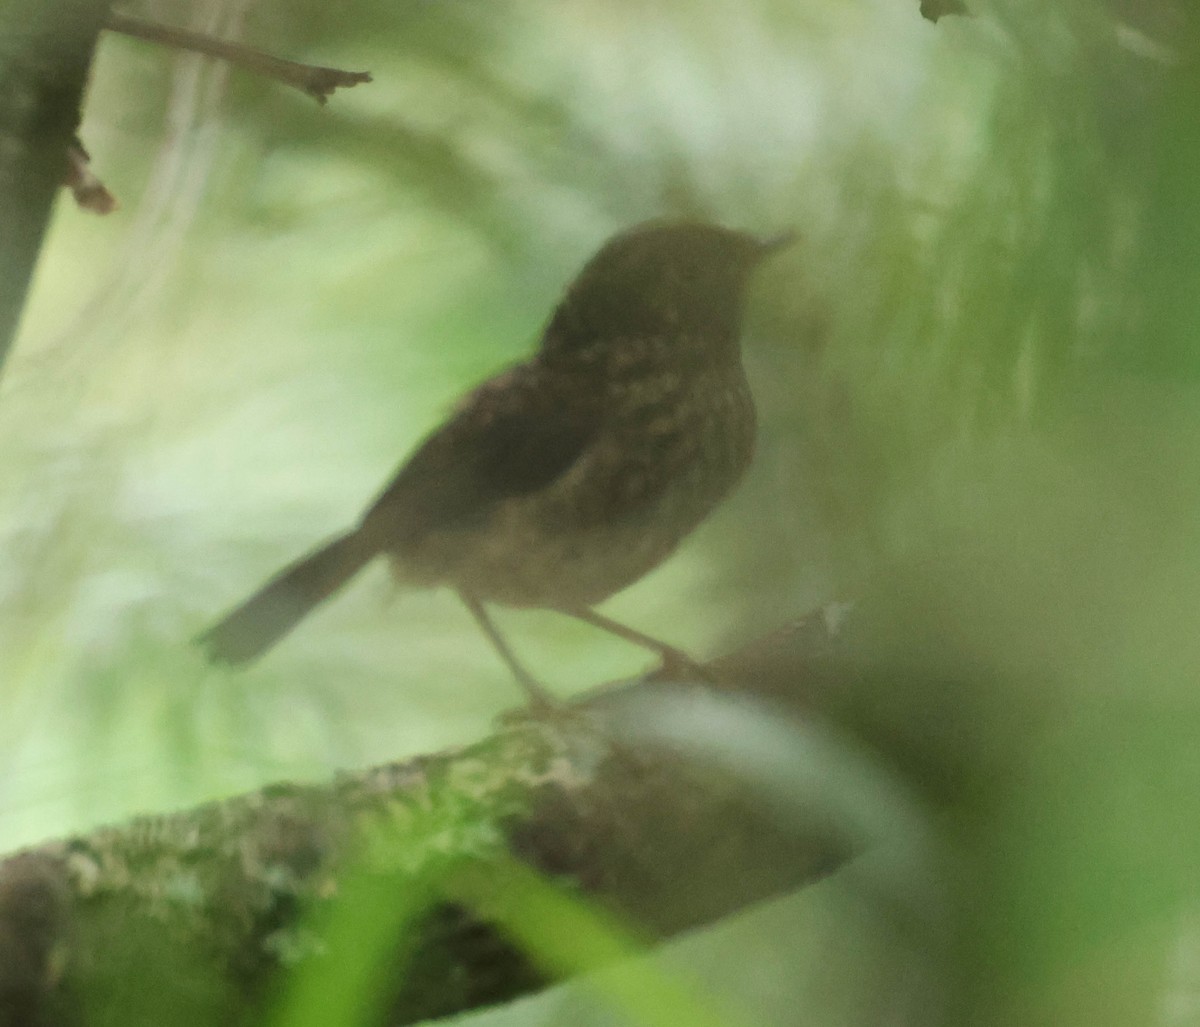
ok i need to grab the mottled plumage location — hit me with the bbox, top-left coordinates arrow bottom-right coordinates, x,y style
197,221 -> 790,694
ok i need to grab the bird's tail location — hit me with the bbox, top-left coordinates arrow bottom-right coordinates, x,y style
197,530 -> 377,666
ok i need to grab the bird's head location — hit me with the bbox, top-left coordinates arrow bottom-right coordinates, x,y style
542,221 -> 794,356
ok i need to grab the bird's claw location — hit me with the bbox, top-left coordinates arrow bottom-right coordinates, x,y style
652,647 -> 714,683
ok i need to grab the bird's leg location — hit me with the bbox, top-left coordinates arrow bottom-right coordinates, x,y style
560,607 -> 712,682
460,593 -> 559,708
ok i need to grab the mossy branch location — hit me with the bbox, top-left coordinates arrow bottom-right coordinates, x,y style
0,611 -> 852,1027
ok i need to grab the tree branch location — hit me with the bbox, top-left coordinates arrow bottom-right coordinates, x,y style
105,11 -> 372,104
0,0 -> 113,376
0,609 -> 857,1027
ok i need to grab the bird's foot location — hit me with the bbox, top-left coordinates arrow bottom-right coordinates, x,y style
651,645 -> 714,683
518,676 -> 564,714
556,608 -> 715,685
495,671 -> 572,726
497,684 -> 593,732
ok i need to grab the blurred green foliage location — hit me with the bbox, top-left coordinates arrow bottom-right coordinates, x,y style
3,0 -> 1200,1023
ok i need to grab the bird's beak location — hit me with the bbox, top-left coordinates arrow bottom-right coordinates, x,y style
756,230 -> 798,257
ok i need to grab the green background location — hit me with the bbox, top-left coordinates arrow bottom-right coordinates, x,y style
4,1 -> 1200,1024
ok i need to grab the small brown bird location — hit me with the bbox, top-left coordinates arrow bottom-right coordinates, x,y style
198,221 -> 792,701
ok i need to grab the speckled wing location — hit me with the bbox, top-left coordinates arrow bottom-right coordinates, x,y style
358,362 -> 600,550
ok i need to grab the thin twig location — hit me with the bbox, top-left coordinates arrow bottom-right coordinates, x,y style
105,10 -> 372,103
